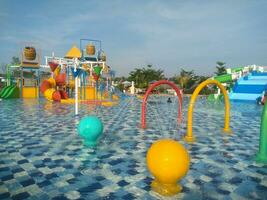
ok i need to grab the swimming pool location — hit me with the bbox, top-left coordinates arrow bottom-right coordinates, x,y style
0,97 -> 266,200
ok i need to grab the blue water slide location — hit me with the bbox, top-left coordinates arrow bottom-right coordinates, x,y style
229,71 -> 267,101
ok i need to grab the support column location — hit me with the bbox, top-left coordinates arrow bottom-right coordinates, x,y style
74,58 -> 78,116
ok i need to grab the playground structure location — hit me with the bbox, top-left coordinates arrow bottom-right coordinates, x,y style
208,65 -> 267,102
20,43 -> 41,98
0,39 -> 120,111
0,43 -> 41,99
40,41 -> 117,106
0,64 -> 19,99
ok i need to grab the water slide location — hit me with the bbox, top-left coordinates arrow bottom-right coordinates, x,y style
229,71 -> 267,101
41,78 -> 71,103
213,74 -> 233,83
41,75 -> 120,105
0,86 -> 11,97
0,85 -> 19,99
43,88 -> 56,101
207,74 -> 234,101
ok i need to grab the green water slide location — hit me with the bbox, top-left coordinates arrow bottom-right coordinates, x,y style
0,86 -> 12,97
0,85 -> 19,99
207,74 -> 233,102
213,74 -> 233,83
256,103 -> 267,164
229,66 -> 244,73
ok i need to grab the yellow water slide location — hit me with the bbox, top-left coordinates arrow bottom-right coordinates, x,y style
40,78 -> 56,101
43,88 -> 56,101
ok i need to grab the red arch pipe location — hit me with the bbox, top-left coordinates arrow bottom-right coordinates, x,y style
141,80 -> 183,129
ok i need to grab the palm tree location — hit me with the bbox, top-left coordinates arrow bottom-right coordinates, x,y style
173,69 -> 196,92
215,61 -> 226,76
177,76 -> 189,89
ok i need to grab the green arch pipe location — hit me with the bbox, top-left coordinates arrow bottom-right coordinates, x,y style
256,103 -> 267,164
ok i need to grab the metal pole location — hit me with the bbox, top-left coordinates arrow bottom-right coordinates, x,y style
37,68 -> 40,98
79,39 -> 83,59
83,71 -> 86,100
20,66 -> 23,98
6,64 -> 11,86
74,58 -> 78,116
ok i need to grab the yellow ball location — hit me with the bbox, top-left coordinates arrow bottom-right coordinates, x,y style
146,139 -> 190,184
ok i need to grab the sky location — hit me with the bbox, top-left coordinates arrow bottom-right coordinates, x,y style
0,0 -> 267,77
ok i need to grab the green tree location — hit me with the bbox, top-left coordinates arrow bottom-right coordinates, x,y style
113,76 -> 127,82
172,68 -> 196,93
11,56 -> 20,65
193,75 -> 213,94
0,57 -> 21,74
171,68 -> 214,94
128,65 -> 165,88
9,57 -> 21,78
215,61 -> 226,76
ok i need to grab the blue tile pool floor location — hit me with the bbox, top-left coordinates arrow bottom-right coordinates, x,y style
0,97 -> 267,200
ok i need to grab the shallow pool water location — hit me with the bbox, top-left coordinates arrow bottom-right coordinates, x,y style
0,97 -> 266,200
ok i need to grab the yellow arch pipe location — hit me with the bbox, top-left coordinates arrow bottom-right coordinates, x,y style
184,79 -> 232,143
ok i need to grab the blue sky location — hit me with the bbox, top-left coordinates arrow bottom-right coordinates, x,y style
0,0 -> 267,77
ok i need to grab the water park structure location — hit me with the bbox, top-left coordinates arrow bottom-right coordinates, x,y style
1,42 -> 267,199
0,39 -> 120,115
0,64 -> 20,99
208,65 -> 267,102
0,43 -> 42,99
2,1 -> 267,198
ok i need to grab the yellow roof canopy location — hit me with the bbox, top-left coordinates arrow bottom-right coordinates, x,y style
65,45 -> 81,59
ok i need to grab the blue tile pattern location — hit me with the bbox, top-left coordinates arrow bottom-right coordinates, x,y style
0,97 -> 266,200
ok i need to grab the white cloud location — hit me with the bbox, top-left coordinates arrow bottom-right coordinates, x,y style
0,0 -> 267,76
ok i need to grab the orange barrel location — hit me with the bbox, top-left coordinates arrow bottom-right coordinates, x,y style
86,44 -> 95,55
24,47 -> 36,60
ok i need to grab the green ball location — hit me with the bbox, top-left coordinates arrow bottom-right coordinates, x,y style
78,116 -> 104,146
